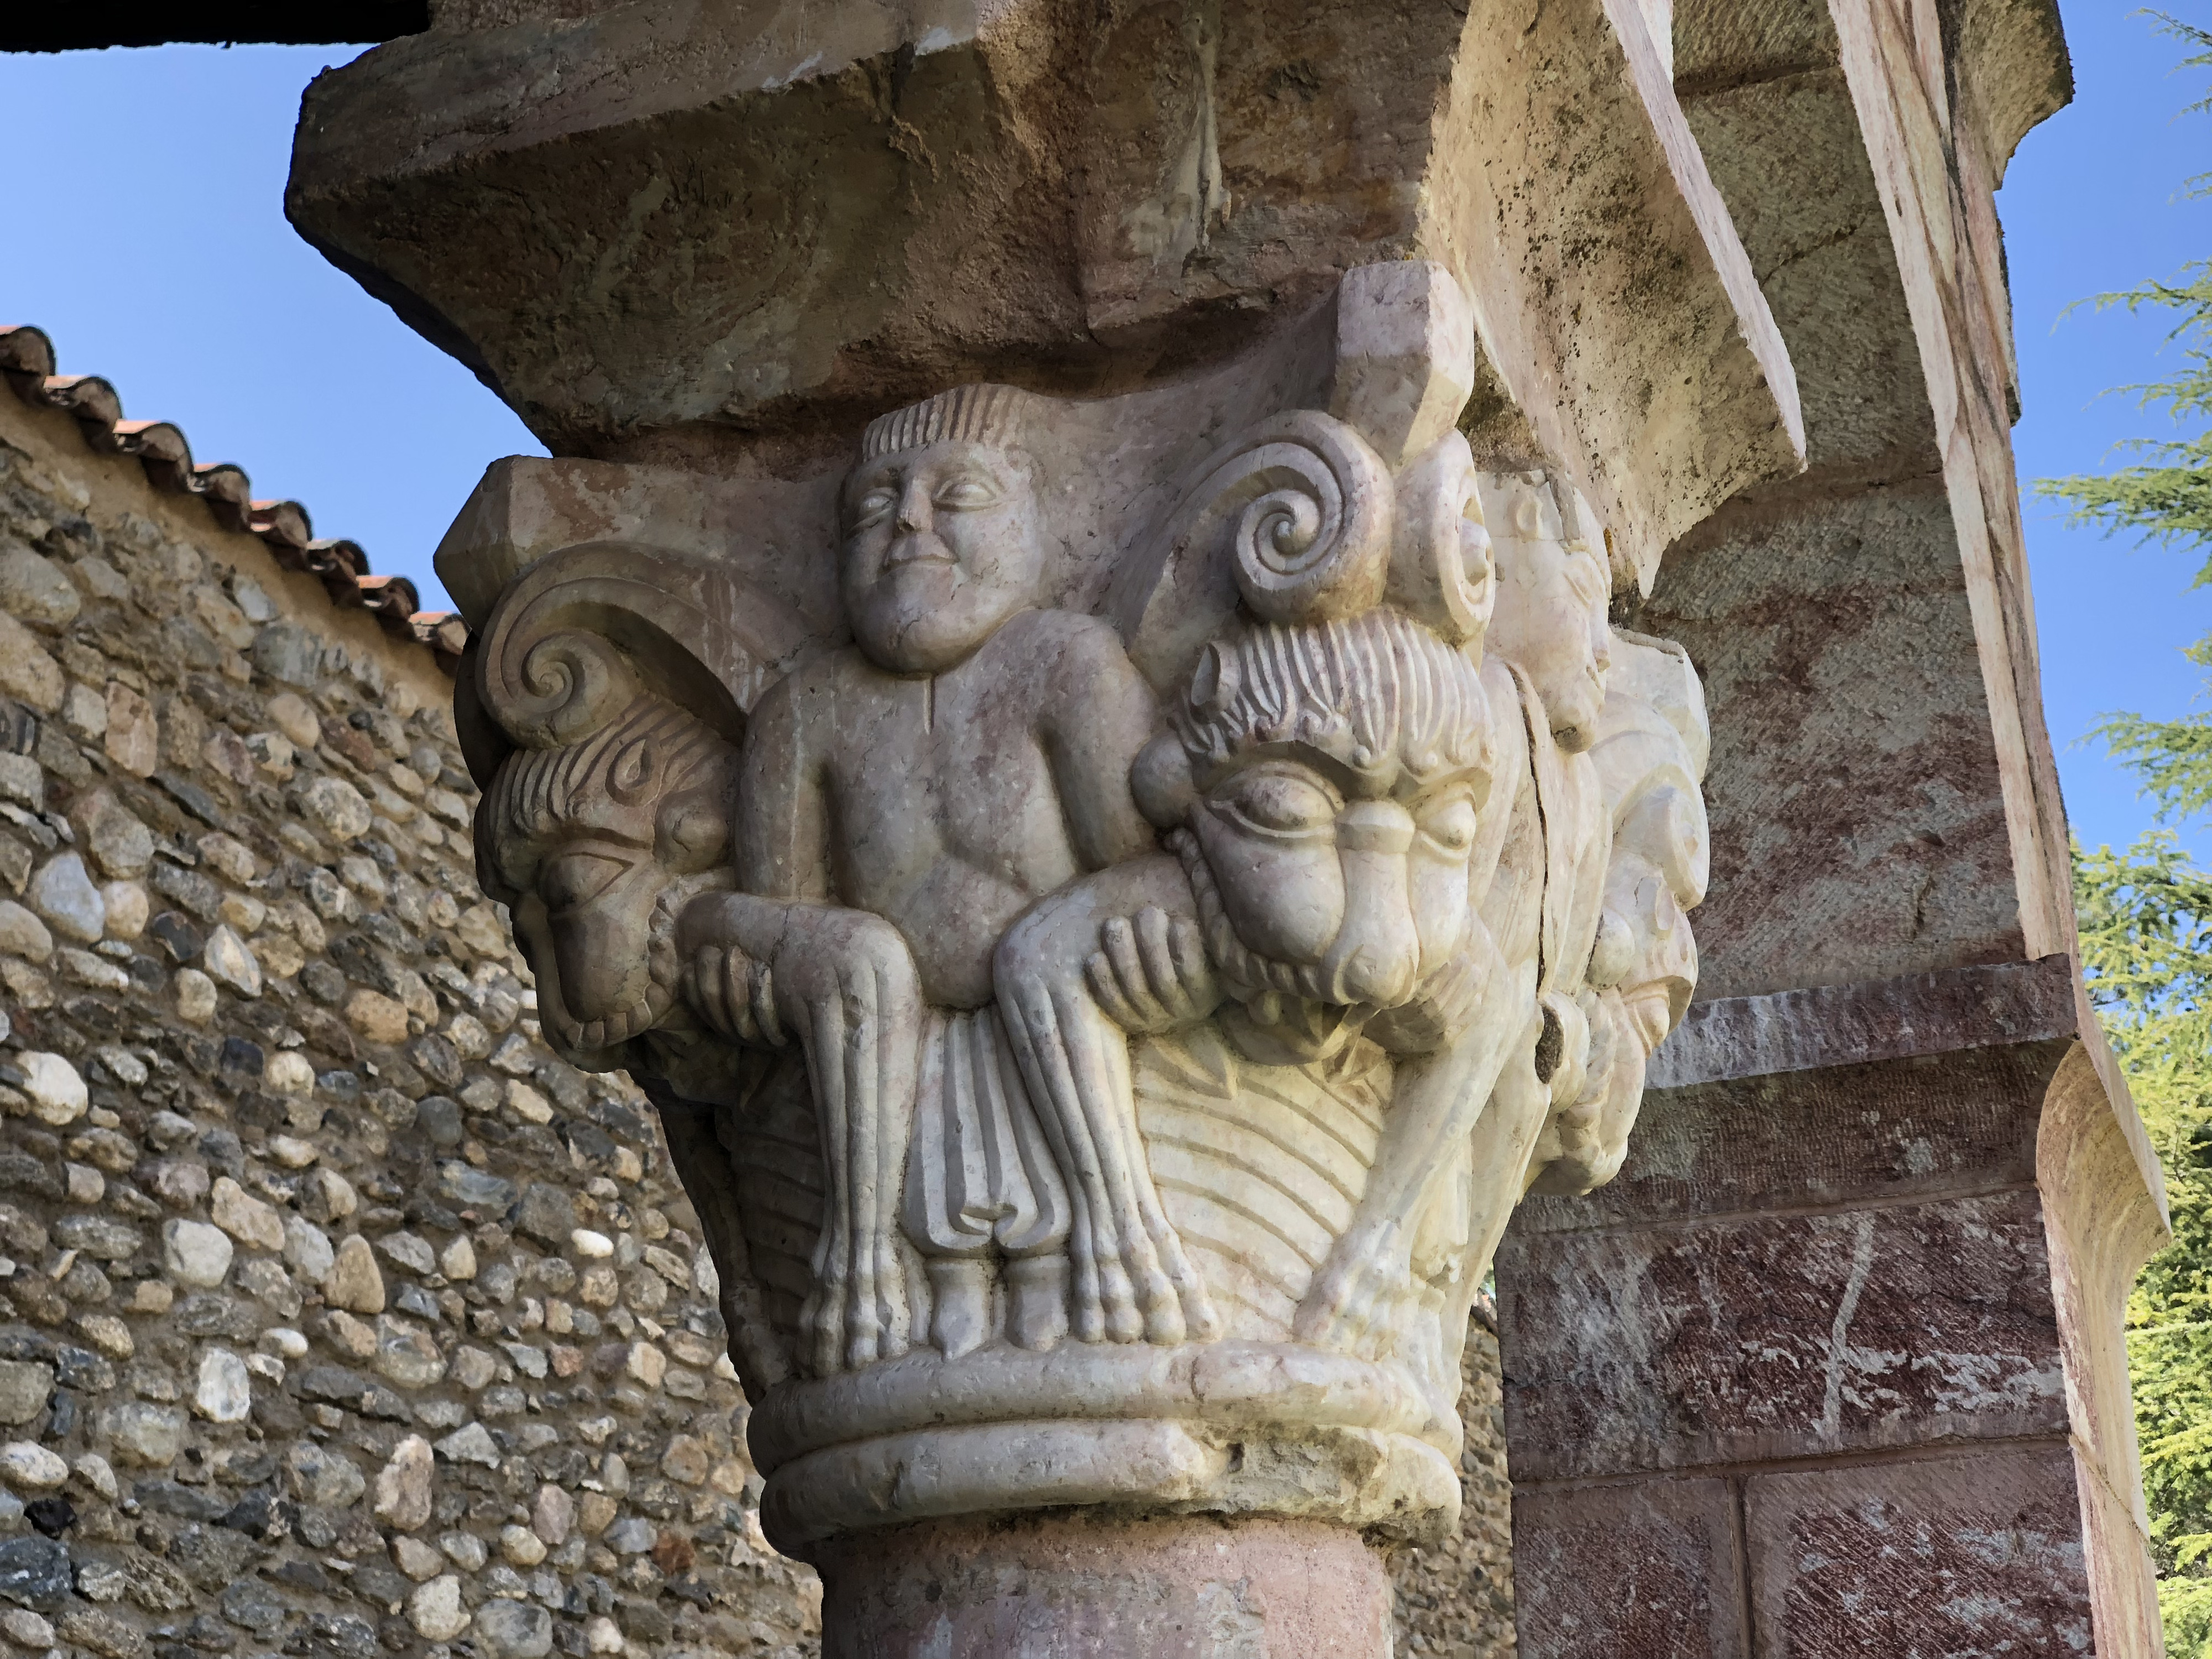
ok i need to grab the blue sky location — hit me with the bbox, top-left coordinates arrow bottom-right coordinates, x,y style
0,8 -> 2205,860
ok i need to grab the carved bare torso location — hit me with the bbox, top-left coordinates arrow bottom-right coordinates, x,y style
738,607 -> 1160,1008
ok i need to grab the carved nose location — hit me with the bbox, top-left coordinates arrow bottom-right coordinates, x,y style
1335,800 -> 1413,854
896,478 -> 932,534
1326,833 -> 1421,1008
1335,940 -> 1416,1007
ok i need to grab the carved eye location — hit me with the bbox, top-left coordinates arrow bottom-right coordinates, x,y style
852,484 -> 899,529
1418,794 -> 1478,856
1211,769 -> 1338,839
541,852 -> 630,916
933,472 -> 1003,511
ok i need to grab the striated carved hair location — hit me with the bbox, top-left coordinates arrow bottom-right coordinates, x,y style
859,384 -> 1045,460
476,695 -> 735,904
1171,608 -> 1491,795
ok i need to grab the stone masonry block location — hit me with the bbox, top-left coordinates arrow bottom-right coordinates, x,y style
1501,1188 -> 2065,1481
1515,1036 -> 2056,1236
1512,1476 -> 1747,1658
1744,1447 -> 2093,1656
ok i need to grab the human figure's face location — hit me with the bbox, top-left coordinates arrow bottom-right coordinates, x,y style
1483,477 -> 1612,752
842,441 -> 1043,674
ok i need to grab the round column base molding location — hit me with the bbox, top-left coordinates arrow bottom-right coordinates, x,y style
763,1415 -> 1459,1553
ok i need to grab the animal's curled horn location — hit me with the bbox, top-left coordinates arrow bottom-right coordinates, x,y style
1218,411 -> 1394,623
1112,410 -> 1394,690
476,541 -> 812,754
1388,430 -> 1494,647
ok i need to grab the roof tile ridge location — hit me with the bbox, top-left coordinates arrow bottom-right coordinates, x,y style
0,322 -> 465,677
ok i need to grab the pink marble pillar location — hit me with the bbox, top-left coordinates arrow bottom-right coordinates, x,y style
809,1514 -> 1396,1659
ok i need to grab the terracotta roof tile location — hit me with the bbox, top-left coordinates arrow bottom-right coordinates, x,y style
0,324 -> 466,675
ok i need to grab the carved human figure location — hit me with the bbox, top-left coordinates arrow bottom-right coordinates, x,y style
678,384 -> 1174,1370
454,274 -> 1718,1566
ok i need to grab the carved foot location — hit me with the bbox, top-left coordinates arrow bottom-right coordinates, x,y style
1005,1254 -> 1070,1352
1146,1222 -> 1220,1344
1293,1219 -> 1411,1352
1066,1222 -> 1219,1345
1084,1247 -> 1146,1345
924,1258 -> 992,1361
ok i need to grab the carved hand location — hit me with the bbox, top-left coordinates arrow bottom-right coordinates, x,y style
682,938 -> 784,1047
996,857 -> 1221,1347
1084,906 -> 1222,1034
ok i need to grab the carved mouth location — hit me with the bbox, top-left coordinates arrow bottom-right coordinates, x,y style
1172,828 -> 1396,1019
887,534 -> 958,569
547,886 -> 687,1055
552,973 -> 677,1054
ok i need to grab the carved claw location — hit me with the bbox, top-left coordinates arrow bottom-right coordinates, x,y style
1157,1231 -> 1221,1343
1293,1218 -> 1409,1351
1365,950 -> 1483,1056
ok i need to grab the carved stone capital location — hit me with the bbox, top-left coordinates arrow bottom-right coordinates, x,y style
455,262 -> 1713,1564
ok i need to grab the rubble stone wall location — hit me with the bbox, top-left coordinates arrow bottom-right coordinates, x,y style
0,387 -> 818,1659
0,379 -> 1516,1659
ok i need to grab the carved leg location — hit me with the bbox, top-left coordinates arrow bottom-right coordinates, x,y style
794,992 -> 859,1375
802,932 -> 921,1371
994,867 -> 1219,1347
1294,941 -> 1529,1352
998,975 -> 1155,1343
680,894 -> 924,1375
998,956 -> 1217,1343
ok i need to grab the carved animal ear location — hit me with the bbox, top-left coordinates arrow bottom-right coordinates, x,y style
476,541 -> 813,751
1189,639 -> 1240,717
1131,730 -> 1197,830
1389,431 -> 1493,648
1112,410 -> 1395,691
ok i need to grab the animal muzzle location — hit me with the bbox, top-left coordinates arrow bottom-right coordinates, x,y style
1315,836 -> 1423,1009
551,973 -> 677,1056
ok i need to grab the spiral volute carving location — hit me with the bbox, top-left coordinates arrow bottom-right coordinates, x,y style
1217,413 -> 1394,623
473,540 -> 810,755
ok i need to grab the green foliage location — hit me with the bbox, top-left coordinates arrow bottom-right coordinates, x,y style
2078,837 -> 2212,1605
2043,12 -> 2212,1651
